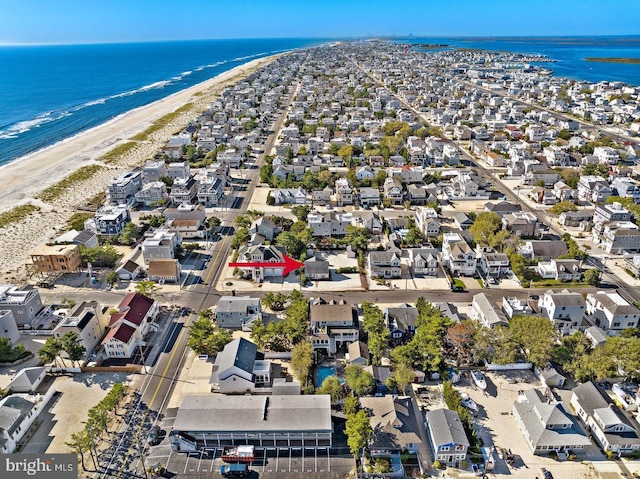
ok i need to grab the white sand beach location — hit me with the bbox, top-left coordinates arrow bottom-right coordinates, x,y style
0,54 -> 279,282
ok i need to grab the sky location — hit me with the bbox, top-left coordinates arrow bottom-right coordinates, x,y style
1,0 -> 639,44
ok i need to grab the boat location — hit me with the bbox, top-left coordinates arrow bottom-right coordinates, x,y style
460,392 -> 478,411
449,367 -> 460,384
222,445 -> 255,463
472,371 -> 487,390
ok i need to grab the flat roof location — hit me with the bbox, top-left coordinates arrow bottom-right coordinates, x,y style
174,395 -> 332,433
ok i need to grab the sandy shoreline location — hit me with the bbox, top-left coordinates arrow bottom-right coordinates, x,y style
0,54 -> 280,282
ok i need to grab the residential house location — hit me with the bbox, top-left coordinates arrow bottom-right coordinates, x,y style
415,207 -> 441,238
308,212 -> 353,238
478,251 -> 510,278
215,296 -> 261,330
135,181 -> 168,206
513,389 -> 590,455
29,244 -> 82,274
520,240 -> 568,261
360,396 -> 422,456
167,161 -> 191,180
310,299 -> 358,355
383,178 -> 404,205
107,169 -> 142,206
409,248 -> 440,276
142,160 -> 167,184
272,187 -> 307,205
166,218 -> 205,240
249,216 -> 279,243
141,226 -> 181,263
559,210 -> 593,227
521,170 -> 561,187
384,304 -> 419,342
594,146 -> 620,165
502,296 -> 533,319
484,201 -> 522,217
594,203 -> 632,224
502,211 -> 540,237
0,284 -> 44,327
0,311 -> 19,344
368,251 -> 402,279
93,204 -> 131,237
347,341 -> 369,367
358,187 -> 381,207
53,301 -> 108,354
0,392 -> 56,453
442,232 -> 477,277
102,292 -> 158,359
538,289 -> 586,335
312,187 -> 332,205
170,177 -> 199,205
235,245 -> 287,283
164,203 -> 207,224
148,259 -> 181,283
6,367 -> 46,394
585,291 -> 640,335
425,409 -> 470,468
209,338 -> 272,394
529,187 -> 558,205
553,181 -> 575,202
471,293 -> 509,329
304,256 -> 330,281
536,364 -> 566,388
406,184 -> 428,205
116,259 -> 142,281
453,212 -> 473,230
612,177 -> 640,204
197,176 -> 225,206
571,382 -> 640,455
335,178 -> 354,206
536,259 -> 582,282
577,176 -> 612,203
599,228 -> 640,254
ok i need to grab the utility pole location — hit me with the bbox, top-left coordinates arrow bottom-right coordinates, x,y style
138,343 -> 147,374
137,438 -> 149,479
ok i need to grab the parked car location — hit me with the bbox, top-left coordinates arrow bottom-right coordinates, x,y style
147,425 -> 162,445
541,467 -> 553,479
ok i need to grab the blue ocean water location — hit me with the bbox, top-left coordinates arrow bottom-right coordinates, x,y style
399,36 -> 640,85
0,38 -> 325,167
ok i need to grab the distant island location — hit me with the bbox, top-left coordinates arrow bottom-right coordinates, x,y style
411,43 -> 448,49
585,57 -> 640,64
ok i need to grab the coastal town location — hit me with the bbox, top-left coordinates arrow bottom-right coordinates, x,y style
2,40 -> 640,479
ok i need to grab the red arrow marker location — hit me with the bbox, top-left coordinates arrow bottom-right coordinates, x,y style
229,253 -> 304,277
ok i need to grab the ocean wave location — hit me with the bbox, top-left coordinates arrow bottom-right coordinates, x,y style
82,98 -> 107,107
0,111 -> 71,140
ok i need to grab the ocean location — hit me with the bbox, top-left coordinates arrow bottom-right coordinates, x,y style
0,38 -> 325,168
0,36 -> 638,169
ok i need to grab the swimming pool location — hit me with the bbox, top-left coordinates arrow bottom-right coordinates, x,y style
317,365 -> 336,387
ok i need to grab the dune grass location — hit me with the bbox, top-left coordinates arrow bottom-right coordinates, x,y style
0,204 -> 41,229
131,103 -> 194,141
99,141 -> 138,164
38,165 -> 105,203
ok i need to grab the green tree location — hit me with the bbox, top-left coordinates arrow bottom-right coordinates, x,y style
343,395 -> 359,415
65,430 -> 91,471
275,231 -> 305,259
560,168 -> 580,188
345,225 -> 371,254
345,409 -> 373,458
291,205 -> 311,223
510,315 -> 557,368
105,271 -> 118,287
231,227 -> 249,249
135,280 -> 159,298
119,222 -> 142,245
469,211 -> 502,246
361,302 -> 389,365
345,365 -> 375,396
38,336 -> 62,366
390,363 -> 414,394
583,268 -> 601,286
549,201 -> 579,215
187,316 -> 233,356
291,341 -> 314,387
60,331 -> 86,364
317,376 -> 345,404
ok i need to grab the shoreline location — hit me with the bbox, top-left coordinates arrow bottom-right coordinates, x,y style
584,57 -> 640,64
0,53 -> 282,282
0,54 -> 281,210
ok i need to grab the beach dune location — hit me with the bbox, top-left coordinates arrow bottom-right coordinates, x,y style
0,55 -> 279,282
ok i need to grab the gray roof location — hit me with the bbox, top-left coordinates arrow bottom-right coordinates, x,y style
304,256 -> 330,275
426,408 -> 469,448
513,389 -> 590,449
545,289 -> 586,307
348,341 -> 369,362
216,296 -> 260,314
527,240 -> 568,258
0,395 -> 36,435
8,367 -> 45,393
215,338 -> 259,376
174,394 -> 332,433
385,305 -> 418,332
473,293 -> 508,328
310,303 -> 355,324
360,396 -> 422,450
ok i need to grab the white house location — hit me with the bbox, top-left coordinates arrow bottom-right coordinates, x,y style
585,291 -> 640,335
442,232 -> 477,277
538,289 -> 585,335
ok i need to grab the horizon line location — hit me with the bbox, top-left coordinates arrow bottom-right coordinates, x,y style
1,33 -> 639,47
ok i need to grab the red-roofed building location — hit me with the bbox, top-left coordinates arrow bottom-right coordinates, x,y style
102,292 -> 158,358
